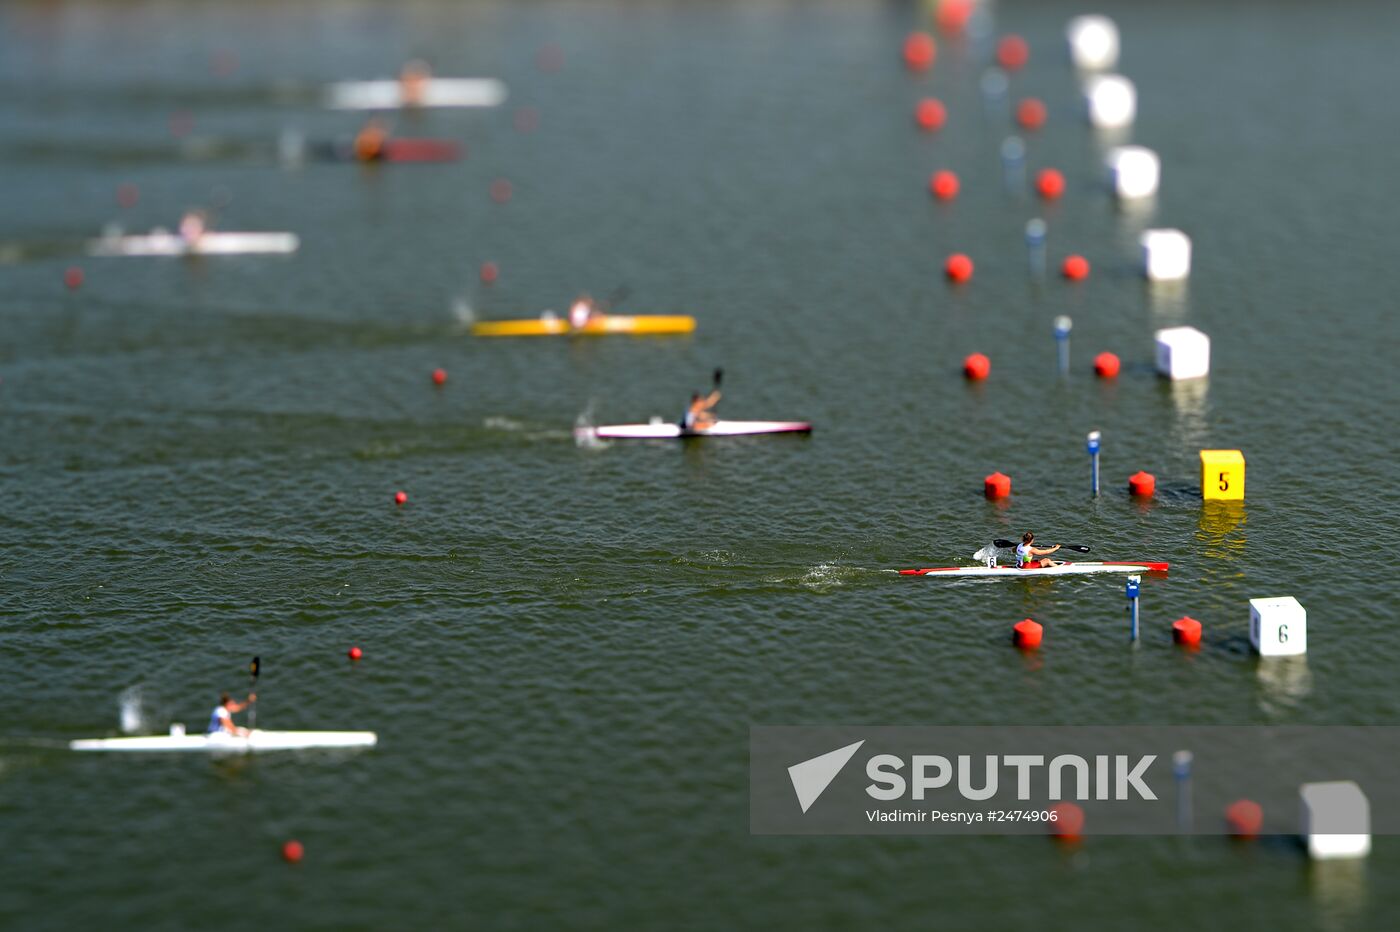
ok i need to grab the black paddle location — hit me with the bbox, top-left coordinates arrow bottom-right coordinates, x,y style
993,539 -> 1091,553
712,367 -> 723,390
248,655 -> 260,730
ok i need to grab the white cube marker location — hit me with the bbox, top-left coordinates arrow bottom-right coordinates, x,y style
1249,596 -> 1307,656
1107,146 -> 1160,199
1154,326 -> 1211,381
1083,74 -> 1136,129
1300,781 -> 1370,860
1140,229 -> 1191,280
1067,16 -> 1120,71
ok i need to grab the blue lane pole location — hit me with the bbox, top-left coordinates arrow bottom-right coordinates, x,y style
1173,750 -> 1194,833
1054,315 -> 1072,375
1087,430 -> 1101,497
1001,136 -> 1025,193
1026,219 -> 1047,278
1126,574 -> 1141,642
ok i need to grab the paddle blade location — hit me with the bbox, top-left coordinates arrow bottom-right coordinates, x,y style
712,367 -> 724,388
993,539 -> 1017,549
249,656 -> 260,679
1061,545 -> 1092,553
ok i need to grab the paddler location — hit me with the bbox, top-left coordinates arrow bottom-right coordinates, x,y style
568,293 -> 603,330
1016,532 -> 1061,568
178,209 -> 207,246
353,116 -> 389,162
207,691 -> 257,737
400,59 -> 432,107
681,387 -> 721,432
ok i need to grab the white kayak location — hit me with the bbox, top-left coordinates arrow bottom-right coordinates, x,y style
87,232 -> 299,257
324,79 -> 507,110
578,420 -> 813,440
899,561 -> 1169,578
70,728 -> 377,752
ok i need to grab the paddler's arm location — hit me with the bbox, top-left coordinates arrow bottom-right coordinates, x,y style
703,390 -> 721,409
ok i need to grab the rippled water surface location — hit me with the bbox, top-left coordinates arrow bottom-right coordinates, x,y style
2,0 -> 1399,929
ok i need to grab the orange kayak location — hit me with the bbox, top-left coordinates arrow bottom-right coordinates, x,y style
471,315 -> 696,337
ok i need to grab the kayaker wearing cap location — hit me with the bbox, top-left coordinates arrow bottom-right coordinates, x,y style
1016,532 -> 1061,568
680,388 -> 721,432
568,294 -> 602,330
207,691 -> 256,737
353,117 -> 389,162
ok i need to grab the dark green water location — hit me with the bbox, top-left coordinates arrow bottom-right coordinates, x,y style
2,0 -> 1398,929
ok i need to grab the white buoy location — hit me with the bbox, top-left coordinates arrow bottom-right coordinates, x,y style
1140,229 -> 1191,280
1300,781 -> 1371,860
1250,596 -> 1307,656
1067,15 -> 1120,71
1106,146 -> 1160,199
1154,326 -> 1210,380
1083,74 -> 1136,129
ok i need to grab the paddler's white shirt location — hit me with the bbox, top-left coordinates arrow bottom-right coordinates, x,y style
208,705 -> 233,735
568,301 -> 590,329
1016,542 -> 1033,565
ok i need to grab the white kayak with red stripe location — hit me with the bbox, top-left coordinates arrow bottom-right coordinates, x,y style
899,561 -> 1169,578
578,419 -> 812,440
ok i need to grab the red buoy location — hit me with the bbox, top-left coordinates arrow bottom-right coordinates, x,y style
963,353 -> 990,381
929,170 -> 960,201
281,840 -> 304,863
945,253 -> 974,282
480,261 -> 499,284
64,266 -> 85,291
914,98 -> 947,132
1016,97 -> 1047,131
394,490 -> 408,506
996,35 -> 1030,72
1062,254 -> 1090,281
1035,168 -> 1066,200
116,183 -> 140,209
1225,799 -> 1263,839
1050,802 -> 1085,841
1172,616 -> 1202,648
903,32 -> 937,72
1093,351 -> 1120,378
1128,471 -> 1156,497
936,0 -> 975,35
431,368 -> 448,387
983,471 -> 1011,499
490,179 -> 513,204
1013,618 -> 1042,650
348,646 -> 363,661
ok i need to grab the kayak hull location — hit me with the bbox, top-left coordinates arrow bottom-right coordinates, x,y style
899,561 -> 1169,577
580,420 -> 812,439
88,232 -> 299,257
325,79 -> 507,110
472,315 -> 696,337
70,729 -> 378,752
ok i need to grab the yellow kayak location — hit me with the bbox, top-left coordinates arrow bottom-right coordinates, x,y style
471,315 -> 696,337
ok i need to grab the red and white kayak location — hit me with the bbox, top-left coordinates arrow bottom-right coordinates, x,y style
324,79 -> 507,110
899,561 -> 1168,578
88,231 -> 299,257
578,420 -> 812,440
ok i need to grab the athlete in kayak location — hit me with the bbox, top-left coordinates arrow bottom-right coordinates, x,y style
568,294 -> 602,330
400,59 -> 432,107
207,691 -> 257,737
178,209 -> 207,246
353,117 -> 389,161
680,387 -> 721,432
1016,532 -> 1062,568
